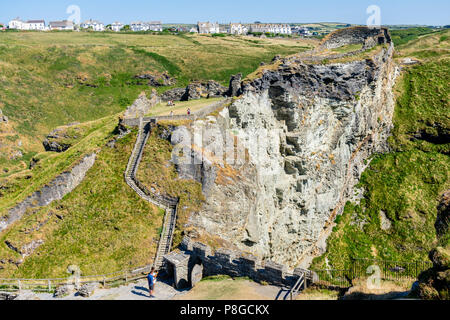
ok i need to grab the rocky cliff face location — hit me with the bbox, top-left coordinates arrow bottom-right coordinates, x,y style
171,29 -> 398,268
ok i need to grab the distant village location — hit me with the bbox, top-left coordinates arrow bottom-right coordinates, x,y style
1,17 -> 317,37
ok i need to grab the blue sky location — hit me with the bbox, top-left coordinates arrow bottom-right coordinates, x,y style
0,0 -> 449,25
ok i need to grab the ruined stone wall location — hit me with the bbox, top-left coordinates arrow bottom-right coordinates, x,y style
319,26 -> 391,50
0,153 -> 97,232
164,236 -> 314,289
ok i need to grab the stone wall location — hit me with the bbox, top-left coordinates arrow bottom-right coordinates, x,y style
122,98 -> 231,127
163,236 -> 315,289
319,26 -> 391,50
0,153 -> 97,232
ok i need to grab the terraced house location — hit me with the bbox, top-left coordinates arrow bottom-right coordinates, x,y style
130,21 -> 163,32
249,23 -> 292,34
8,18 -> 46,30
111,22 -> 124,32
81,19 -> 105,31
48,20 -> 74,31
197,21 -> 219,34
230,23 -> 248,35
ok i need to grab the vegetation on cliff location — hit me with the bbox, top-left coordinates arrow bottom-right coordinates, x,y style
312,29 -> 450,271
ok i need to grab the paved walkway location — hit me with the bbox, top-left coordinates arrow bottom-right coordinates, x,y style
14,278 -> 183,301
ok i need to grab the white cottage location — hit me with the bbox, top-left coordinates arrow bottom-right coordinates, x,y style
111,22 -> 124,32
197,22 -> 219,34
8,18 -> 24,30
25,20 -> 46,31
49,20 -> 74,31
81,19 -> 105,31
147,21 -> 163,32
230,23 -> 248,35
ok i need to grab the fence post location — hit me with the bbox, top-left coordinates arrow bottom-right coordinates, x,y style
103,276 -> 106,287
18,280 -> 21,292
48,280 -> 52,293
125,271 -> 128,284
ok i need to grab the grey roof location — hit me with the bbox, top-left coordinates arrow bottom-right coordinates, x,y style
49,20 -> 74,27
27,20 -> 45,24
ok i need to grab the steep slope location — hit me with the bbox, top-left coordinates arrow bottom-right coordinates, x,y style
167,27 -> 397,267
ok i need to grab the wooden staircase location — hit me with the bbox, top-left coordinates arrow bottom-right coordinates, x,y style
124,118 -> 179,271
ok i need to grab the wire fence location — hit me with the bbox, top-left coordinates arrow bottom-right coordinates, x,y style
0,264 -> 154,294
311,258 -> 433,288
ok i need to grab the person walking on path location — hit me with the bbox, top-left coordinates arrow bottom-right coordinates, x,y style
187,108 -> 191,115
147,267 -> 158,298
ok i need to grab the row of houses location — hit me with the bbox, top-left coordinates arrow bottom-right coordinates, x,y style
8,18 -> 74,31
195,22 -> 294,35
6,18 -> 162,32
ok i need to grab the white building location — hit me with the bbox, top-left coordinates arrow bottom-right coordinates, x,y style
80,19 -> 105,32
147,21 -> 163,32
49,20 -> 74,31
25,20 -> 46,31
249,24 -> 292,35
189,27 -> 198,33
130,21 -> 147,32
8,18 -> 24,30
230,23 -> 248,35
111,22 -> 124,32
197,21 -> 219,34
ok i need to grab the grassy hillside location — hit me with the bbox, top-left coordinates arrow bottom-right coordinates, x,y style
0,32 -> 312,175
0,32 -> 311,222
136,124 -> 205,248
312,29 -> 450,270
0,131 -> 164,278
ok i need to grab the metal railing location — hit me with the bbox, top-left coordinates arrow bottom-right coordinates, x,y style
311,258 -> 433,288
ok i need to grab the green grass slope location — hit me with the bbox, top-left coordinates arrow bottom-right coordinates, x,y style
0,131 -> 164,278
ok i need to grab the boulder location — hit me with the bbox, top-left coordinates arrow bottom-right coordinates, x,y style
43,128 -> 72,152
53,285 -> 71,298
77,282 -> 99,298
161,87 -> 187,102
0,292 -> 18,300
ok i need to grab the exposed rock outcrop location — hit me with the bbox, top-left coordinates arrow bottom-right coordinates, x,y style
228,73 -> 242,97
161,81 -> 228,102
0,153 -> 97,233
171,27 -> 397,268
134,71 -> 176,87
124,90 -> 160,119
319,26 -> 391,50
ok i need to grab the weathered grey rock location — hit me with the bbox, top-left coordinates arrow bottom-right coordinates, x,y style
134,72 -> 176,87
53,285 -> 71,298
190,264 -> 204,287
319,26 -> 391,50
0,292 -> 18,300
228,73 -> 242,97
161,87 -> 187,102
124,90 -> 160,119
0,153 -> 97,233
185,81 -> 227,100
77,282 -> 99,298
172,34 -> 397,268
